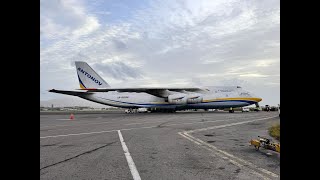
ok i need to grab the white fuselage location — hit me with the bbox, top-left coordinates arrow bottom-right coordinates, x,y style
79,86 -> 261,110
49,62 -> 263,111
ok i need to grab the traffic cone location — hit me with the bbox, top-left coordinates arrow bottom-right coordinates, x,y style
70,113 -> 74,120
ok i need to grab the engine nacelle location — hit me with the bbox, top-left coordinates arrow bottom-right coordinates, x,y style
168,93 -> 187,104
187,93 -> 203,104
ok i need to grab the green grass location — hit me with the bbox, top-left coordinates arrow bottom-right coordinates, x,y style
269,123 -> 280,141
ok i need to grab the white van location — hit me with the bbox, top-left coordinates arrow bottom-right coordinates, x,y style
137,108 -> 148,113
242,107 -> 250,112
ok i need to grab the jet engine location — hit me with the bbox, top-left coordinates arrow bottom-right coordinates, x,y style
187,93 -> 203,104
168,93 -> 187,104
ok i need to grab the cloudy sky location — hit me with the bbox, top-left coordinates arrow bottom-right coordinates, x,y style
40,0 -> 280,106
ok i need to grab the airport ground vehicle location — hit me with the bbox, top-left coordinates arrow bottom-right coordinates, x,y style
242,107 -> 250,112
125,109 -> 134,113
270,106 -> 277,111
137,108 -> 148,113
265,105 -> 270,111
125,108 -> 148,113
250,136 -> 280,153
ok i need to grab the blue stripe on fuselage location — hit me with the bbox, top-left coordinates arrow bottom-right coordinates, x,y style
98,97 -> 256,106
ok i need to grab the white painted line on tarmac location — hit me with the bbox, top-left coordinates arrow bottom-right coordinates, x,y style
40,126 -> 158,139
40,119 -> 236,139
41,115 -> 277,139
40,129 -> 118,139
124,121 -> 165,126
42,114 -> 272,129
178,115 -> 279,179
118,130 -> 141,180
183,132 -> 277,179
186,116 -> 279,133
178,132 -> 267,179
41,121 -> 116,129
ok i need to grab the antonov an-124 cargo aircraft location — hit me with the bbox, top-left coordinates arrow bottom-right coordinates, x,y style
49,61 -> 262,112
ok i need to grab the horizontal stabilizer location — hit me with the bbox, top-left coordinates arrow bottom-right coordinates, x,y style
48,89 -> 92,96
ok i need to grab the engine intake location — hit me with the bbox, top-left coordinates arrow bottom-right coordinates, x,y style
187,93 -> 203,104
168,93 -> 187,104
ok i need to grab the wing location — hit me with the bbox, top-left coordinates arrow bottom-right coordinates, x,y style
77,87 -> 208,98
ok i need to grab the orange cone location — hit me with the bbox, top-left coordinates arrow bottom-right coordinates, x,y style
70,113 -> 74,120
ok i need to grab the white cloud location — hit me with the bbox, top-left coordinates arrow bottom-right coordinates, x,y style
72,16 -> 100,37
40,0 -> 100,40
239,73 -> 269,78
255,59 -> 278,67
41,0 -> 280,105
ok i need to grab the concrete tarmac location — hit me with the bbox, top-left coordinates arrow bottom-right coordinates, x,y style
40,111 -> 280,180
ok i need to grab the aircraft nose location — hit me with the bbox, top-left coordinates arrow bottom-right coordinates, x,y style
256,97 -> 262,102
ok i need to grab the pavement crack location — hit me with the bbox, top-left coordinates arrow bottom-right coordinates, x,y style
40,143 -> 61,148
40,141 -> 116,171
195,167 -> 211,176
156,121 -> 169,128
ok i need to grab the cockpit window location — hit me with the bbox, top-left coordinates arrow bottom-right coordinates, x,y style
237,86 -> 241,88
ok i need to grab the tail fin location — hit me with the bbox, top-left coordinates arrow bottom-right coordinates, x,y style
75,61 -> 110,89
